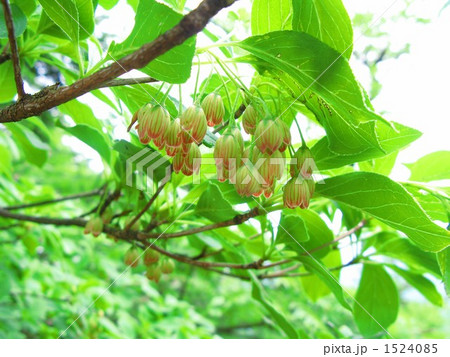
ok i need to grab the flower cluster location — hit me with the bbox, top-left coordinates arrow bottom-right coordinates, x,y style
215,104 -> 291,199
132,94 -> 226,177
124,247 -> 175,283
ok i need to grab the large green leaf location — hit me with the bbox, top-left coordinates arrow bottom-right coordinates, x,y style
61,124 -> 111,163
387,264 -> 443,307
5,124 -> 49,167
437,247 -> 450,296
403,183 -> 449,223
251,0 -> 292,35
276,213 -> 309,251
250,273 -> 299,338
195,183 -> 237,223
353,264 -> 398,337
0,4 -> 27,38
239,31 -> 388,156
373,235 -> 441,277
0,61 -> 16,103
38,0 -> 94,40
292,0 -> 353,58
109,0 -> 195,83
37,0 -> 79,43
59,99 -> 103,131
316,172 -> 450,252
312,122 -> 421,170
301,250 -> 341,302
297,256 -> 351,310
405,151 -> 450,182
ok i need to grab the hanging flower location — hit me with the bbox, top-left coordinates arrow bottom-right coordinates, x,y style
184,144 -> 201,174
164,118 -> 182,149
202,93 -> 225,127
283,177 -> 314,209
83,217 -> 103,237
235,165 -> 262,197
124,246 -> 140,268
290,146 -> 314,178
277,120 -> 291,152
254,118 -> 283,154
143,249 -> 160,266
242,104 -> 259,135
214,133 -> 242,170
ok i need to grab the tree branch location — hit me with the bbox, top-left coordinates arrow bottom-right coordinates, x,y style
125,182 -> 166,230
95,77 -> 158,89
137,207 -> 262,239
4,189 -> 103,211
303,219 -> 367,255
0,0 -> 25,99
0,0 -> 238,123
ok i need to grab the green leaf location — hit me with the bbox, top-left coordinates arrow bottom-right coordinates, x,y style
374,235 -> 441,277
276,213 -> 309,251
292,0 -> 353,58
0,61 -> 16,103
251,0 -> 292,35
239,31 -> 388,156
301,250 -> 341,301
61,124 -> 111,163
437,247 -> 450,296
0,145 -> 12,177
405,151 -> 450,182
22,234 -> 39,255
195,183 -> 237,223
312,121 -> 421,170
59,99 -> 103,131
157,0 -> 186,12
5,123 -> 49,167
403,183 -> 449,223
0,4 -> 27,38
110,0 -> 195,83
37,0 -> 79,43
99,0 -> 119,10
11,0 -> 38,17
38,0 -> 94,40
353,264 -> 398,337
297,255 -> 351,310
250,273 -> 299,338
387,264 -> 443,307
316,172 -> 450,252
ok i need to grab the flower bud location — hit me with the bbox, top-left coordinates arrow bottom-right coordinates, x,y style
180,105 -> 205,131
254,118 -> 283,154
242,104 -> 259,135
143,249 -> 160,266
144,105 -> 170,139
184,144 -> 201,174
277,120 -> 291,152
191,112 -> 207,144
290,146 -> 314,178
84,217 -> 103,237
146,265 -> 162,283
181,143 -> 191,155
214,133 -> 242,170
263,182 -> 276,199
124,247 -> 140,268
160,259 -> 175,274
231,127 -> 244,151
283,178 -> 313,209
202,93 -> 225,127
235,165 -> 261,197
136,124 -> 151,145
180,128 -> 194,145
101,208 -> 113,224
173,150 -> 184,174
166,146 -> 180,157
258,150 -> 285,188
164,118 -> 182,148
153,136 -> 165,150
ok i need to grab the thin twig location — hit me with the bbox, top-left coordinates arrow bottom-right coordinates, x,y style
125,182 -> 167,230
96,77 -> 158,89
0,0 -> 25,99
137,207 -> 262,239
303,219 -> 367,255
4,189 -> 103,211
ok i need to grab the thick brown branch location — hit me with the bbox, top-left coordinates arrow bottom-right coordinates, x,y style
0,0 -> 238,123
0,0 -> 25,99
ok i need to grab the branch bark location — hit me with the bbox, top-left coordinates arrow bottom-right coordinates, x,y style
0,0 -> 238,123
0,0 -> 25,99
